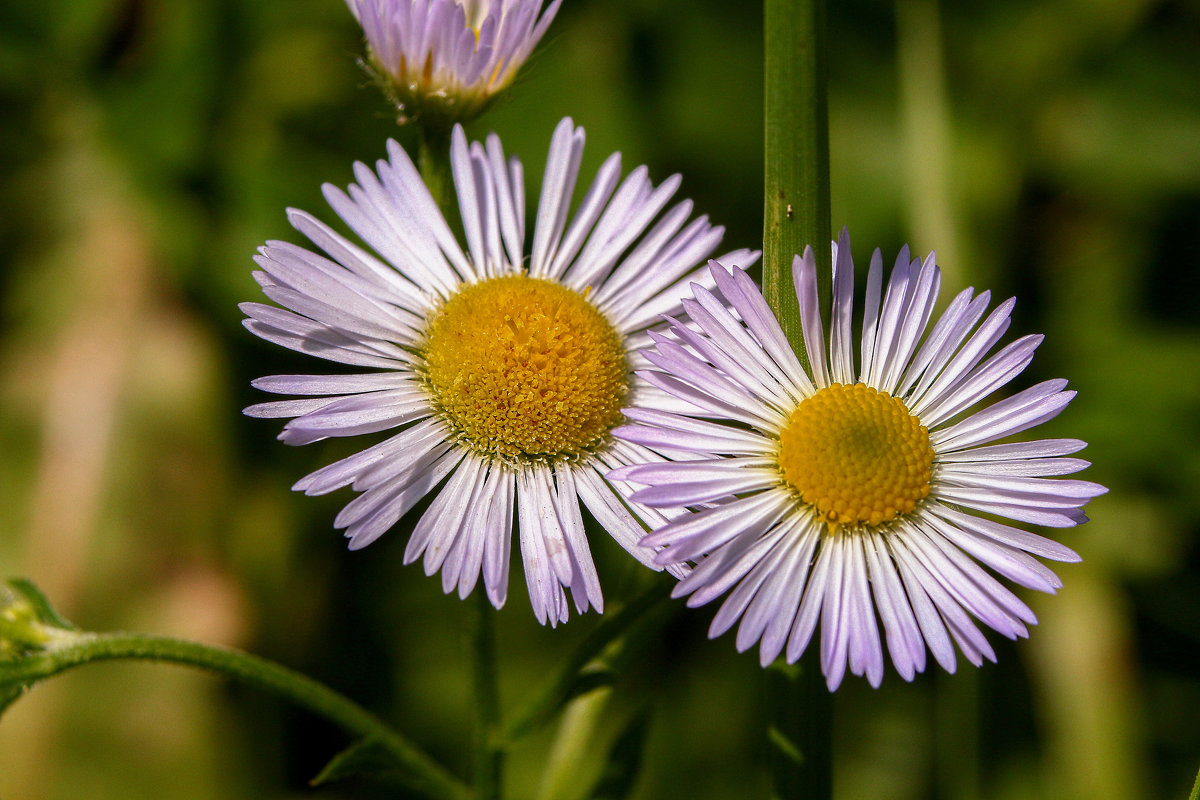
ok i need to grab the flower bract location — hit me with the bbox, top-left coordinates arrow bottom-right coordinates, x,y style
611,230 -> 1105,687
242,117 -> 756,625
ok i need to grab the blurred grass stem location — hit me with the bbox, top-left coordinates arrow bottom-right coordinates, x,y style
763,0 -> 833,797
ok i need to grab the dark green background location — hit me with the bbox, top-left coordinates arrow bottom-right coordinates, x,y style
1,0 -> 1198,797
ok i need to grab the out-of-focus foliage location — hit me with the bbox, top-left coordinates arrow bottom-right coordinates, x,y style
0,0 -> 1197,798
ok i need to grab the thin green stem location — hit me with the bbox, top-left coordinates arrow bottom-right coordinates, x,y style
764,0 -> 831,370
1190,762 -> 1200,800
1,632 -> 470,800
766,656 -> 832,800
471,589 -> 504,800
762,0 -> 834,797
419,125 -> 455,220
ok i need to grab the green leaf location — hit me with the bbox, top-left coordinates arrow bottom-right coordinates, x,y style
0,683 -> 26,718
587,708 -> 651,800
310,739 -> 409,788
504,582 -> 671,742
565,667 -> 619,703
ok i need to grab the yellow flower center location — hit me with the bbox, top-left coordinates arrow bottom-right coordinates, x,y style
778,383 -> 934,530
422,275 -> 629,462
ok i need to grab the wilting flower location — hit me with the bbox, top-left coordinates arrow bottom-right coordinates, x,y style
346,0 -> 561,126
243,118 -> 755,625
611,230 -> 1104,688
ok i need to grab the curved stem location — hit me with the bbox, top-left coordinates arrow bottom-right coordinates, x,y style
2,632 -> 471,800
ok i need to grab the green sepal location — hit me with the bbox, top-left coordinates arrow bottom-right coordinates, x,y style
586,707 -> 651,800
6,578 -> 77,631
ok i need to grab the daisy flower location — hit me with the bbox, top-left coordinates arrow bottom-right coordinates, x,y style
242,117 -> 756,625
346,0 -> 561,126
610,229 -> 1105,688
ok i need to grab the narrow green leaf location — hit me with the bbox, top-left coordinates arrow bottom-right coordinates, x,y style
565,667 -> 619,703
504,581 -> 670,742
0,683 -> 26,718
311,739 -> 403,787
586,708 -> 651,800
766,724 -> 804,767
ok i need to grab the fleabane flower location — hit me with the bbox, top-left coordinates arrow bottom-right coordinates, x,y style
610,230 -> 1105,688
347,0 -> 561,126
242,117 -> 756,626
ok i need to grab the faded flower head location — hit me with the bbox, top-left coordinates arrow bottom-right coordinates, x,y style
347,0 -> 561,127
612,230 -> 1105,689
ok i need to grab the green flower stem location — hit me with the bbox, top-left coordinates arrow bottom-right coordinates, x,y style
1190,762 -> 1200,800
1,631 -> 470,800
419,125 -> 455,221
471,589 -> 503,800
766,657 -> 832,800
764,0 -> 832,371
763,0 -> 834,798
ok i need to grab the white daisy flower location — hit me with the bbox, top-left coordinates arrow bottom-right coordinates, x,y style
242,117 -> 756,626
610,229 -> 1105,687
347,0 -> 561,126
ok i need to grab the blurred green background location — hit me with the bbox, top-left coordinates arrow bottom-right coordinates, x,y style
1,0 -> 1198,797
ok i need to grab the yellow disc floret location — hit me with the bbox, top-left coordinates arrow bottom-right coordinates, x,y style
778,383 -> 934,530
422,274 -> 629,462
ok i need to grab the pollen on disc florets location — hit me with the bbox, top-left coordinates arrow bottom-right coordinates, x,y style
777,382 -> 934,530
422,274 -> 629,463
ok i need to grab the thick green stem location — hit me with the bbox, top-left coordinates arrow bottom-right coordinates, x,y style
763,0 -> 834,797
471,589 -> 504,800
0,632 -> 470,800
764,0 -> 832,370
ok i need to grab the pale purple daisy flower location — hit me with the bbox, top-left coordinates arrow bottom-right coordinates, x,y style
346,0 -> 561,125
242,117 -> 756,626
610,229 -> 1105,688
